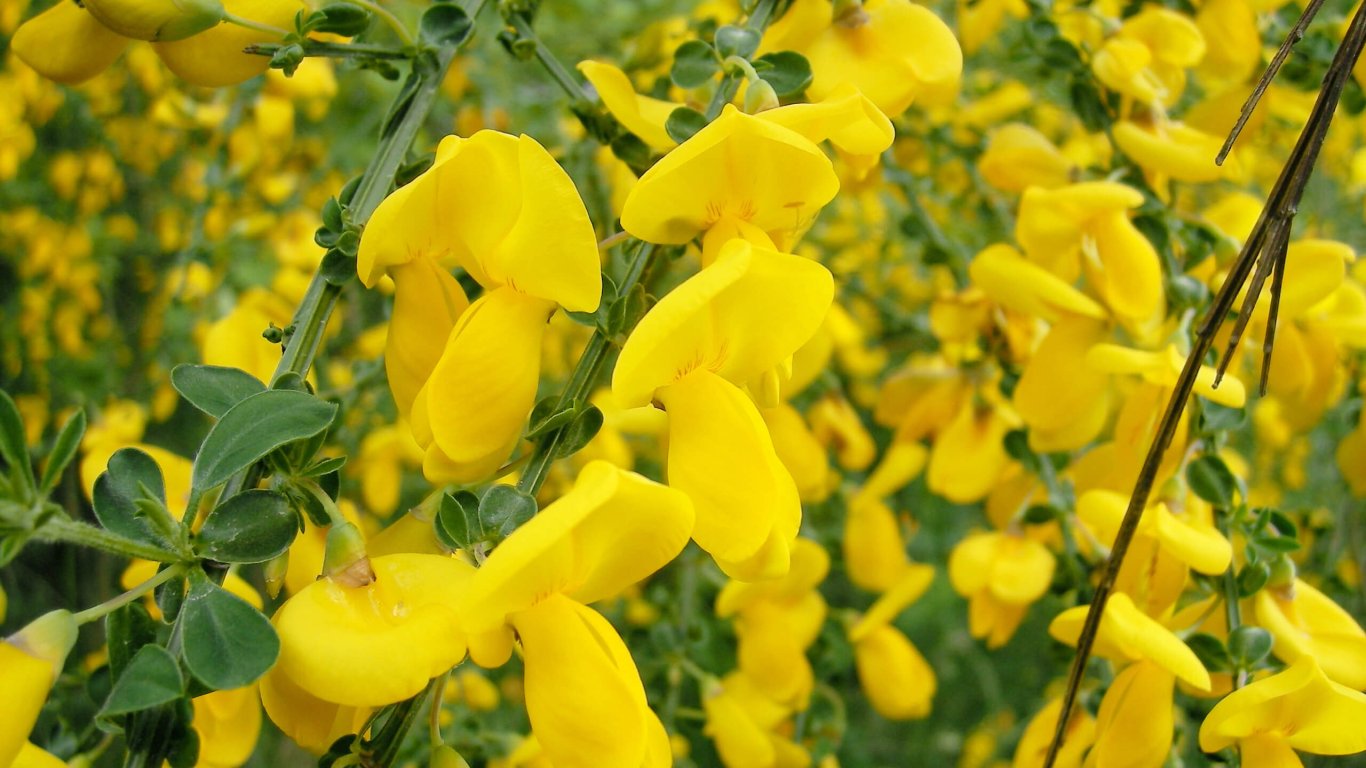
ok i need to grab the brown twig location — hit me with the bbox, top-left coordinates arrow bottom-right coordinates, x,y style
1042,3 -> 1366,764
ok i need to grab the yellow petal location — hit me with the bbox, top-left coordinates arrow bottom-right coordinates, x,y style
1049,592 -> 1211,690
854,624 -> 935,719
274,554 -> 471,707
192,685 -> 261,768
11,1 -> 129,85
1012,317 -> 1111,450
577,60 -> 678,151
736,602 -> 815,708
1086,210 -> 1165,329
613,239 -> 833,406
1113,120 -> 1225,183
760,83 -> 895,159
620,105 -> 839,247
356,156 -> 444,287
153,0 -> 299,87
1254,581 -> 1366,690
850,564 -> 935,639
1016,182 -> 1145,281
1149,504 -> 1232,575
2,612 -> 78,766
425,288 -> 550,474
843,498 -> 910,592
658,368 -> 799,573
1011,696 -> 1095,768
978,124 -> 1074,193
461,461 -> 693,634
511,594 -> 649,768
84,0 -> 222,41
715,537 -> 830,617
856,439 -> 927,503
970,244 -> 1107,322
704,683 -> 777,768
762,402 -> 831,502
384,256 -> 468,421
1199,656 -> 1366,756
927,404 -> 1012,504
1087,662 -> 1175,768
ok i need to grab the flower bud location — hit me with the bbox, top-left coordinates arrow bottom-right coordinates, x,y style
83,0 -> 226,41
744,78 -> 780,114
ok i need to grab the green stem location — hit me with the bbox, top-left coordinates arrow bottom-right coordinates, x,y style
506,14 -> 595,105
244,40 -> 415,60
222,11 -> 290,38
515,242 -> 658,496
350,0 -> 414,45
1219,508 -> 1246,691
35,516 -> 184,563
72,563 -> 187,625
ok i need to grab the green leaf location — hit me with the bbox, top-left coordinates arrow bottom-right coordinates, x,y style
1022,504 -> 1061,525
1185,632 -> 1232,673
671,40 -> 720,88
1237,561 -> 1271,598
665,106 -> 708,144
1186,454 -> 1237,507
180,570 -> 279,690
313,2 -> 371,35
320,249 -> 357,287
1252,534 -> 1301,554
419,3 -> 473,46
107,602 -> 158,680
1201,402 -> 1247,432
527,396 -> 575,438
714,24 -> 760,58
98,645 -> 185,720
1227,625 -> 1274,668
171,365 -> 266,419
39,408 -> 86,495
0,389 -> 34,497
93,448 -> 176,549
753,51 -> 812,97
191,390 -> 337,493
302,456 -> 347,477
435,490 -> 482,551
480,485 -> 537,537
556,406 -> 603,458
196,490 -> 298,564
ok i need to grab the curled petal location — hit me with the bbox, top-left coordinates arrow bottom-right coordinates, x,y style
1086,210 -> 1165,332
761,83 -> 895,159
259,666 -> 371,755
1050,592 -> 1211,690
153,0 -> 299,87
1089,662 -> 1176,768
577,60 -> 678,151
843,498 -> 911,592
854,624 -> 935,719
384,256 -> 468,421
461,461 -> 693,634
11,1 -> 129,85
1199,656 -> 1366,756
274,554 -> 471,707
968,244 -> 1106,322
1254,581 -> 1366,690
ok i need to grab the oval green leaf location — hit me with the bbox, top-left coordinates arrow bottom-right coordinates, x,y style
98,644 -> 185,721
179,570 -> 279,690
196,489 -> 299,564
171,365 -> 266,419
93,448 -> 175,549
191,390 -> 337,493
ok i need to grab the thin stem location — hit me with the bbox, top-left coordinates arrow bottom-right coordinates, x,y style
506,14 -> 594,105
244,40 -> 415,60
350,0 -> 413,45
35,515 -> 184,563
429,669 -> 450,746
1219,509 -> 1246,691
515,241 -> 658,497
72,563 -> 187,625
1041,5 -> 1366,765
222,11 -> 291,38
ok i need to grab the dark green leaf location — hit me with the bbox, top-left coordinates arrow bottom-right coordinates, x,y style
192,390 -> 337,493
98,645 -> 184,720
39,408 -> 86,494
556,406 -> 603,458
671,40 -> 720,88
435,490 -> 482,550
197,490 -> 298,564
1022,504 -> 1060,525
320,249 -> 357,286
610,133 -> 652,172
753,51 -> 812,97
157,572 -> 188,622
666,106 -> 708,143
0,389 -> 33,496
419,3 -> 472,46
180,570 -> 279,690
1201,402 -> 1246,432
171,365 -> 266,419
527,396 -> 575,438
480,485 -> 536,537
1267,509 -> 1298,539
714,24 -> 760,58
303,456 -> 347,477
1227,626 -> 1274,668
1186,454 -> 1237,507
107,602 -> 158,680
313,2 -> 370,35
1185,632 -> 1232,672
93,448 -> 176,549
1252,534 -> 1301,553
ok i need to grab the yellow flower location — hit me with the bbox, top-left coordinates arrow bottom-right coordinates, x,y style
1090,8 -> 1204,108
761,402 -> 831,502
259,658 -> 372,754
926,395 -> 1019,504
702,673 -> 810,768
1253,579 -> 1366,690
1011,696 -> 1095,768
977,124 -> 1075,193
613,240 -> 831,579
1,611 -> 78,767
949,530 -> 1054,648
1011,317 -> 1112,452
12,741 -> 65,768
1087,660 -> 1178,768
848,567 -> 938,719
843,498 -> 911,592
760,0 -> 962,116
192,686 -> 262,768
272,554 -> 473,708
1199,656 -> 1366,764
619,105 -> 839,265
1050,592 -> 1211,691
577,60 -> 680,151
358,131 -> 600,483
1086,342 -> 1247,408
459,462 -> 691,768
12,0 -> 295,87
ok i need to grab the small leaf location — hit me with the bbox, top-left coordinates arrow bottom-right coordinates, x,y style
556,406 -> 603,458
665,106 -> 708,144
171,365 -> 266,419
313,2 -> 371,35
180,570 -> 279,690
107,602 -> 158,680
1186,454 -> 1237,507
1022,504 -> 1060,525
1227,625 -> 1274,668
527,396 -> 575,438
302,456 -> 347,477
39,408 -> 86,494
714,24 -> 761,58
191,390 -> 337,493
93,449 -> 176,549
1252,534 -> 1301,554
480,485 -> 537,537
1237,561 -> 1271,598
671,40 -> 720,88
320,249 -> 357,286
98,645 -> 185,720
0,389 -> 34,497
419,3 -> 473,46
196,490 -> 298,564
435,490 -> 482,551
1185,633 -> 1232,673
1201,402 -> 1247,432
753,51 -> 812,97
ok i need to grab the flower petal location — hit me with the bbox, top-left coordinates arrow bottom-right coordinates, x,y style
11,1 -> 129,85
384,256 -> 468,421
